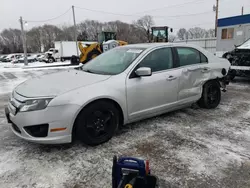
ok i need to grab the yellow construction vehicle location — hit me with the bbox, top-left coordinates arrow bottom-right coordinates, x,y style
78,31 -> 128,64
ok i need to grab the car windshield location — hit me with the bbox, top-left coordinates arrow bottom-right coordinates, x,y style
82,47 -> 145,75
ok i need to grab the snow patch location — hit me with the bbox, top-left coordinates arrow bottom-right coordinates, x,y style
0,78 -> 26,95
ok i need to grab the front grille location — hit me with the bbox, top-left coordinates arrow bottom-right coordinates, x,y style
24,124 -> 49,137
12,123 -> 21,134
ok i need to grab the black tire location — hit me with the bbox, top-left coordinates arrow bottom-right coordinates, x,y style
48,57 -> 54,63
229,69 -> 236,81
198,80 -> 221,109
70,55 -> 80,65
61,57 -> 65,62
75,101 -> 119,146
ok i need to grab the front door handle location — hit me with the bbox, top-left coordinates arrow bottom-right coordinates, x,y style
167,75 -> 177,81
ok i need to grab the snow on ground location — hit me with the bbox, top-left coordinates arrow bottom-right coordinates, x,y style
1,61 -> 71,69
0,61 -> 80,73
0,75 -> 250,187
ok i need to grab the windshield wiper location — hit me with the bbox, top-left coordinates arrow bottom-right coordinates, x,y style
82,69 -> 96,74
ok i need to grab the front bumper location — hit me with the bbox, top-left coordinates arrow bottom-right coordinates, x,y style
5,103 -> 81,144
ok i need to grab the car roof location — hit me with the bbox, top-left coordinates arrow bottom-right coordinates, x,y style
124,43 -> 172,49
124,43 -> 204,49
123,42 -> 219,63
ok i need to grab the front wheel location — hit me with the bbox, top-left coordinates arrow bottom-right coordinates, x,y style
198,80 -> 221,109
48,57 -> 54,63
75,101 -> 120,146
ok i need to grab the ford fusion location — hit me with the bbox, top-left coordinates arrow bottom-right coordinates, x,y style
5,43 -> 230,146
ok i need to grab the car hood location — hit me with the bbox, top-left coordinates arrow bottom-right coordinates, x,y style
15,69 -> 111,97
237,38 -> 250,49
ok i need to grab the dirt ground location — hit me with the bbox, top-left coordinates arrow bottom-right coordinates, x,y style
0,78 -> 250,188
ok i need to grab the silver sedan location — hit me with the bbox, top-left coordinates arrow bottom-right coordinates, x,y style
5,43 -> 231,145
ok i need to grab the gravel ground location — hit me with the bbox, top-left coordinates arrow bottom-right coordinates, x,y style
0,77 -> 250,188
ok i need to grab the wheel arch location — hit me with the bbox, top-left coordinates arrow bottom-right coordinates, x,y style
202,78 -> 220,87
71,98 -> 125,136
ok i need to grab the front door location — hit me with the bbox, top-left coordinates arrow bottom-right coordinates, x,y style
126,47 -> 180,120
175,47 -> 209,103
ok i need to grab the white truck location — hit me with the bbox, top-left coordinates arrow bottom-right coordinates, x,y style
44,41 -> 80,63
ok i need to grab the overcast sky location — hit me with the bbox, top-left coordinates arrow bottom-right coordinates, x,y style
1,0 -> 250,32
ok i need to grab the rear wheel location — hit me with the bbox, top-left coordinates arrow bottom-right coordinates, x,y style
75,101 -> 119,146
198,80 -> 221,109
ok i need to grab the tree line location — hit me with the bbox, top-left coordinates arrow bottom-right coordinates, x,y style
0,15 -> 215,54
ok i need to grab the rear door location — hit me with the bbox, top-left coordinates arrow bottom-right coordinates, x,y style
174,47 -> 209,103
245,26 -> 250,41
126,47 -> 182,120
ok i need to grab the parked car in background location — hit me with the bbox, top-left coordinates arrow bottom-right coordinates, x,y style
5,43 -> 231,146
34,54 -> 43,61
222,38 -> 250,79
0,55 -> 7,62
3,54 -> 21,62
12,54 -> 37,64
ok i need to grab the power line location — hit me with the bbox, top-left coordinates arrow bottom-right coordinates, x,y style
155,11 -> 213,18
74,6 -> 135,17
25,8 -> 71,23
75,6 -> 213,19
133,0 -> 207,15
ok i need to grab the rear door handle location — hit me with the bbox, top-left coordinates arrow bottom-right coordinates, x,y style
167,75 -> 177,81
202,67 -> 211,73
187,67 -> 200,71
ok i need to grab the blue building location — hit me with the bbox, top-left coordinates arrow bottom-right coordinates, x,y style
216,14 -> 250,53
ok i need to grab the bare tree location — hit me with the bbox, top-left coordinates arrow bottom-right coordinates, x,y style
177,28 -> 188,40
78,20 -> 103,41
0,29 -> 23,53
77,31 -> 88,41
60,25 -> 75,41
134,15 -> 154,42
168,34 -> 176,42
39,24 -> 63,51
26,27 -> 43,52
205,29 -> 215,38
188,27 -> 207,39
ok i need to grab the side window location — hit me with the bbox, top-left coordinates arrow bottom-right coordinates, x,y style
176,47 -> 201,66
138,48 -> 173,72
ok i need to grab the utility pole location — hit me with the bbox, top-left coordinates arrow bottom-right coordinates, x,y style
72,5 -> 79,56
214,0 -> 219,37
242,6 -> 244,15
19,16 -> 28,65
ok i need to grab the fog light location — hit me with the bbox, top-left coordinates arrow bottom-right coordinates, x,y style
24,124 -> 49,137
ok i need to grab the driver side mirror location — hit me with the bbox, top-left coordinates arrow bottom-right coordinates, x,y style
135,67 -> 152,77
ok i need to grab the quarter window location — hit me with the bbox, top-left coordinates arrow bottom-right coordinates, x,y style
200,52 -> 208,63
138,48 -> 173,72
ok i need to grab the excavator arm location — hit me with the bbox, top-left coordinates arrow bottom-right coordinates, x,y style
78,39 -> 127,64
78,42 -> 102,64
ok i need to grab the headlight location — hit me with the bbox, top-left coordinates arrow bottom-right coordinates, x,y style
19,98 -> 52,112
